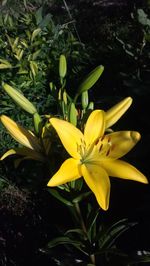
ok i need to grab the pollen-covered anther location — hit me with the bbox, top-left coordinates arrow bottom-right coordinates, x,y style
106,147 -> 111,156
100,135 -> 105,141
99,144 -> 103,152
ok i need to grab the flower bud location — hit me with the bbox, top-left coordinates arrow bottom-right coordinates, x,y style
81,91 -> 89,109
69,102 -> 77,126
3,83 -> 37,115
59,54 -> 67,78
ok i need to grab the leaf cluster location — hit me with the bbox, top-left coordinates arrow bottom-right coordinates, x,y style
0,6 -> 90,153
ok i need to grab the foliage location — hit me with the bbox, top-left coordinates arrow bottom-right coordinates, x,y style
0,6 -> 90,153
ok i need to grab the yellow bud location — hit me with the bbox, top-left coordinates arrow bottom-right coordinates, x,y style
0,115 -> 41,151
105,97 -> 133,129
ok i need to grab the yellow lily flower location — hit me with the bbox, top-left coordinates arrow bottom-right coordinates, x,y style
47,110 -> 148,211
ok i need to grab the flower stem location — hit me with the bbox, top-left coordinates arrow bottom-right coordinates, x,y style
74,202 -> 96,265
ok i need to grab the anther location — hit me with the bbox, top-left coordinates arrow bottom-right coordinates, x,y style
95,138 -> 99,145
106,147 -> 111,156
99,144 -> 103,152
107,136 -> 111,143
101,135 -> 105,141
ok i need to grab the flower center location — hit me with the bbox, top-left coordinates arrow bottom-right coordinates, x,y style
77,135 -> 113,164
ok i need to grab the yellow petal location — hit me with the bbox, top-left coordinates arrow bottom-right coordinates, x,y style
81,163 -> 110,210
47,158 -> 81,187
84,110 -> 105,146
50,118 -> 83,159
105,97 -> 132,129
1,147 -> 45,162
0,149 -> 17,160
105,131 -> 141,159
1,115 -> 41,151
101,159 -> 148,184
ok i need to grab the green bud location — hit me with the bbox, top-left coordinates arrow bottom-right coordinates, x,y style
59,54 -> 67,78
63,90 -> 67,105
58,88 -> 62,101
2,83 -> 37,115
69,102 -> 77,126
49,82 -> 57,97
77,65 -> 104,95
81,91 -> 89,109
88,102 -> 94,110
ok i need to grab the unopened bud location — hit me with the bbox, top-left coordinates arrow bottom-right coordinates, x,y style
3,83 -> 37,115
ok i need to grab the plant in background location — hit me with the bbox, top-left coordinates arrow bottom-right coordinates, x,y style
0,5 -> 90,154
0,55 -> 150,265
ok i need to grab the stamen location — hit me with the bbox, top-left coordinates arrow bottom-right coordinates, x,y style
107,136 -> 111,143
76,139 -> 87,158
106,147 -> 111,156
99,144 -> 103,152
100,135 -> 105,141
95,138 -> 99,145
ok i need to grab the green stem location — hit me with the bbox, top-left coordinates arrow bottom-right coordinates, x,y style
74,202 -> 96,265
74,93 -> 79,104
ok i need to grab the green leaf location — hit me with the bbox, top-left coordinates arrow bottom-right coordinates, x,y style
86,207 -> 100,241
33,112 -> 42,135
72,191 -> 91,203
35,7 -> 43,25
0,59 -> 12,69
30,61 -> 38,77
65,228 -> 85,237
47,236 -> 82,249
31,28 -> 41,42
0,63 -> 12,69
39,13 -> 52,28
32,49 -> 41,60
48,188 -> 73,206
47,235 -> 87,256
98,219 -> 136,249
